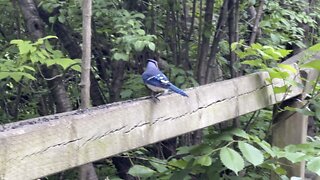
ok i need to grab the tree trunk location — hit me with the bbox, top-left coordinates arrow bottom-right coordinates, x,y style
197,0 -> 215,85
78,1 -> 98,179
181,0 -> 196,70
56,13 -> 132,177
17,0 -> 73,113
291,0 -> 311,54
166,0 -> 179,66
17,0 -> 97,179
196,0 -> 203,71
37,6 -> 106,107
109,61 -> 126,102
80,0 -> 92,109
249,0 -> 264,45
193,0 -> 217,145
17,0 -> 44,41
205,0 -> 229,83
228,0 -> 240,78
228,0 -> 241,128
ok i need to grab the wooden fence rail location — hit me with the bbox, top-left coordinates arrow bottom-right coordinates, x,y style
0,52 -> 318,179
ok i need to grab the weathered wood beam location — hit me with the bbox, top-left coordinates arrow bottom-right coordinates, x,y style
271,51 -> 320,178
272,68 -> 319,178
283,49 -> 320,65
0,71 -> 302,179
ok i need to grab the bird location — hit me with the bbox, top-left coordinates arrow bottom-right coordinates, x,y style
142,59 -> 188,102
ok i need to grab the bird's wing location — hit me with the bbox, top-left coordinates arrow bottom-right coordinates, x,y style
145,73 -> 171,88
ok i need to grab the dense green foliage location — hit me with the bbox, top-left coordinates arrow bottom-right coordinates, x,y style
0,0 -> 320,179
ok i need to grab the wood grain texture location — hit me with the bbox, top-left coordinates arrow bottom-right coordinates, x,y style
0,71 -> 303,179
272,68 -> 319,178
282,51 -> 320,64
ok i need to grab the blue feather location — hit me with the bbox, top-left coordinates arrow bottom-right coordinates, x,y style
168,84 -> 188,97
142,59 -> 188,97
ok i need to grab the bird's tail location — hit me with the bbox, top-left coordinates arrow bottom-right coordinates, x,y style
168,84 -> 188,97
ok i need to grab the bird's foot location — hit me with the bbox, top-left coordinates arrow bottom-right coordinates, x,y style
151,96 -> 160,103
151,92 -> 162,103
154,92 -> 163,98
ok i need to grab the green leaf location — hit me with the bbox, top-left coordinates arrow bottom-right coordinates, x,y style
127,19 -> 135,26
264,47 -> 283,60
132,13 -> 145,19
46,59 -> 55,67
71,64 -> 81,72
148,42 -> 155,51
137,29 -> 145,35
308,43 -> 320,51
256,140 -> 276,157
36,51 -> 46,60
168,159 -> 188,169
120,89 -> 133,98
17,41 -> 34,55
307,157 -> 320,176
7,72 -> 35,82
251,43 -> 263,49
54,58 -> 78,70
134,41 -> 145,51
284,106 -> 315,116
231,42 -> 240,51
10,73 -> 23,82
33,38 -> 44,46
257,49 -> 272,60
273,86 -> 288,94
230,128 -> 249,139
275,167 -> 287,176
242,59 -> 265,68
175,76 -> 185,84
220,147 -> 244,175
113,52 -> 129,61
176,146 -> 193,155
267,68 -> 290,79
169,169 -> 189,180
58,15 -> 66,23
206,132 -> 233,142
296,108 -> 315,116
190,144 -> 212,155
278,49 -> 292,57
284,152 -> 306,163
49,16 -> 57,23
196,155 -> 212,166
285,144 -> 314,153
22,72 -> 36,81
295,41 -> 306,48
10,39 -> 24,45
149,158 -> 168,173
278,64 -> 297,73
270,33 -> 281,44
128,165 -> 156,178
238,141 -> 264,166
301,60 -> 320,71
0,72 -> 10,80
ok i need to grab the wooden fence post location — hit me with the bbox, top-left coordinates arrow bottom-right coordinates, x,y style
272,68 -> 319,178
272,98 -> 308,177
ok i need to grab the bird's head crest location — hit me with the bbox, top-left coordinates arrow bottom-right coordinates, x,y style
147,59 -> 158,67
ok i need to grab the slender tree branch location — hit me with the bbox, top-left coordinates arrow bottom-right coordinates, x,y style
249,0 -> 265,45
197,0 -> 215,85
79,0 -> 98,179
205,0 -> 229,83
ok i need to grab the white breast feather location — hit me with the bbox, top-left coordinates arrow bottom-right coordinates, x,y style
146,84 -> 166,92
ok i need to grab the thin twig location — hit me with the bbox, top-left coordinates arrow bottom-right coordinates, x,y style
244,111 -> 260,132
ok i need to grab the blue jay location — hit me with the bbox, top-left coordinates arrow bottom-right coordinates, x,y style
142,59 -> 188,101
